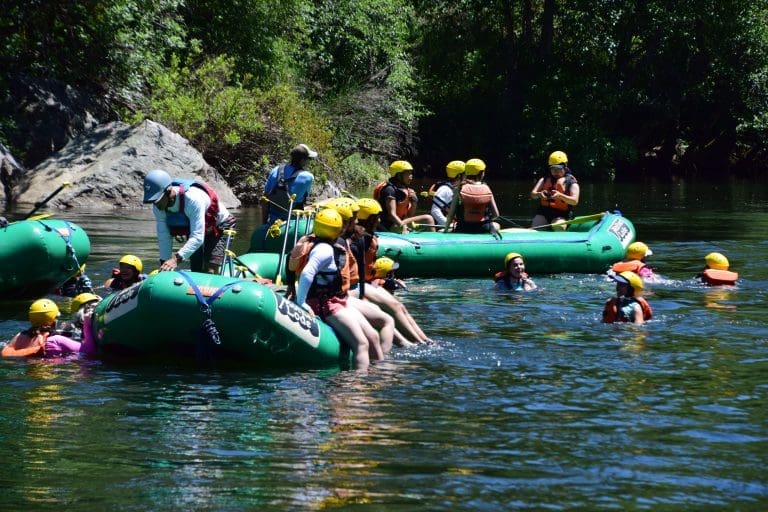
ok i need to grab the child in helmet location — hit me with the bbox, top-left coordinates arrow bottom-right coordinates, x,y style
697,252 -> 738,286
372,257 -> 407,294
610,241 -> 654,279
57,263 -> 94,297
104,254 -> 147,290
2,299 -> 95,358
444,158 -> 501,235
58,292 -> 102,341
494,252 -> 537,291
602,271 -> 653,325
531,150 -> 580,230
377,160 -> 435,233
352,197 -> 432,344
429,160 -> 466,230
291,207 -> 383,368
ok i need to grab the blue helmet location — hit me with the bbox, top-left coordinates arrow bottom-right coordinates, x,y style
143,169 -> 172,203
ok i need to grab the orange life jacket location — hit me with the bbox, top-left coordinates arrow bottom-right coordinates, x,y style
611,260 -> 646,274
374,180 -> 414,219
539,174 -> 576,212
346,239 -> 360,286
1,330 -> 48,357
363,234 -> 379,283
289,235 -> 350,297
602,297 -> 653,323
459,183 -> 493,222
701,268 -> 738,286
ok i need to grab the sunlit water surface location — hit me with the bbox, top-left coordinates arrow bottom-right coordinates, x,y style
1,180 -> 766,510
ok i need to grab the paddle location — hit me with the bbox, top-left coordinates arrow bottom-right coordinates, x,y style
219,229 -> 237,276
517,212 -> 606,232
274,193 -> 297,286
341,190 -> 359,200
24,181 -> 71,219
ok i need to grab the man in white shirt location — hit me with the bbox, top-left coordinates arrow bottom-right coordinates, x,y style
143,169 -> 236,273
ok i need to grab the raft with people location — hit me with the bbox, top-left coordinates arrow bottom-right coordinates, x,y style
243,210 -> 635,280
0,217 -> 91,299
90,270 -> 349,367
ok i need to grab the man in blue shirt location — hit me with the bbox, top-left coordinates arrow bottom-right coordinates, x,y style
261,144 -> 317,224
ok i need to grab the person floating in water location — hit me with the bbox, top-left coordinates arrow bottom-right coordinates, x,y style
697,252 -> 738,286
610,241 -> 654,279
494,252 -> 537,291
602,271 -> 653,325
2,299 -> 95,358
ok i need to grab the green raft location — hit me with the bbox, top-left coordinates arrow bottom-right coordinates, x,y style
0,218 -> 91,299
91,271 -> 348,367
239,211 -> 635,279
375,211 -> 635,277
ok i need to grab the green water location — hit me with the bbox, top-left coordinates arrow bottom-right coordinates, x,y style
1,180 -> 767,510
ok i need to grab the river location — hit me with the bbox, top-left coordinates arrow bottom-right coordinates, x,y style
1,179 -> 766,510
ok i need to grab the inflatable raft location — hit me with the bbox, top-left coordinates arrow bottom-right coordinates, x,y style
242,211 -> 635,279
91,271 -> 348,367
0,218 -> 91,299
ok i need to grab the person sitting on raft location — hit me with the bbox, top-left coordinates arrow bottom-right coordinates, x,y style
377,160 -> 435,233
327,198 -> 397,355
444,158 -> 501,235
494,252 -> 537,291
610,241 -> 654,279
371,257 -> 407,294
104,254 -> 147,291
429,160 -> 466,230
602,271 -> 653,325
2,299 -> 95,358
697,252 -> 738,286
291,208 -> 383,369
530,150 -> 579,231
352,197 -> 432,344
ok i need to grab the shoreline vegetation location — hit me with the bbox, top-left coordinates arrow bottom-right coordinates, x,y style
1,1 -> 766,207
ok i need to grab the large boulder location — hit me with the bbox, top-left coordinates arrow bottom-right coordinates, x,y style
16,120 -> 240,210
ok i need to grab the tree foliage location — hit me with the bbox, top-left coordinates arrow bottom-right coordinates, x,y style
0,0 -> 766,190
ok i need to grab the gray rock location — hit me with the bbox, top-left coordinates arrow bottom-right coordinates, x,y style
16,120 -> 240,210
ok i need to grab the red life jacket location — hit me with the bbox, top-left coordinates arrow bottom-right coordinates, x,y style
611,260 -> 646,274
289,235 -> 351,297
701,268 -> 738,286
459,183 -> 493,222
602,297 -> 653,323
168,180 -> 222,237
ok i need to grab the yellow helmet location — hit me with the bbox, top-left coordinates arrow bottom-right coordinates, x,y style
705,252 -> 729,270
389,160 -> 413,177
504,252 -> 523,266
313,208 -> 343,239
337,197 -> 359,214
374,257 -> 399,278
548,151 -> 568,166
626,242 -> 652,260
71,292 -> 101,313
325,198 -> 354,221
119,254 -> 143,273
356,198 -> 383,220
445,160 -> 466,178
29,299 -> 60,327
614,271 -> 643,292
465,158 -> 487,176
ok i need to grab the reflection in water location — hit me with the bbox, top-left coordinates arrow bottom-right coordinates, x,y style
0,182 -> 767,510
